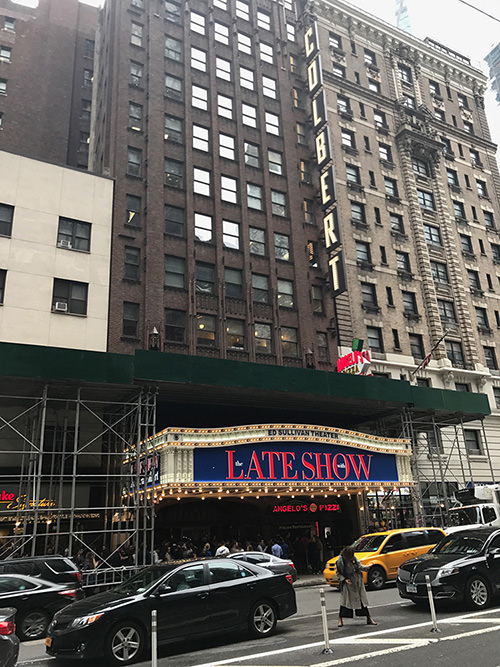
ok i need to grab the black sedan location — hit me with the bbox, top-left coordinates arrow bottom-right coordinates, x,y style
0,574 -> 77,641
46,558 -> 297,665
229,552 -> 298,582
0,608 -> 19,667
397,527 -> 500,609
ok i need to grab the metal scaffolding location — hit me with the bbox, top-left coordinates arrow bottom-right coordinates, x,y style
0,382 -> 157,576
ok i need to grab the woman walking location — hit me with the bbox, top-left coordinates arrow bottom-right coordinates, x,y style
336,545 -> 377,627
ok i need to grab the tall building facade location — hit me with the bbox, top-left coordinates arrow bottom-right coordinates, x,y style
0,0 -> 97,169
485,43 -> 500,105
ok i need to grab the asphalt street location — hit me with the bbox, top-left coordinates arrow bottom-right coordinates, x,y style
16,583 -> 500,667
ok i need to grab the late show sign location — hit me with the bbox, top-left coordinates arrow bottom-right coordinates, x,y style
304,22 -> 346,298
193,442 -> 398,483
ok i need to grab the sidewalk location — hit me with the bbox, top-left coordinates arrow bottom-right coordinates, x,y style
294,573 -> 326,587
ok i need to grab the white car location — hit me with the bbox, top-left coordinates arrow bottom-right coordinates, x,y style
229,551 -> 297,581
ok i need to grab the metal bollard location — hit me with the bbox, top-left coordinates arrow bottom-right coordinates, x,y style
151,608 -> 158,666
425,574 -> 440,633
319,588 -> 333,654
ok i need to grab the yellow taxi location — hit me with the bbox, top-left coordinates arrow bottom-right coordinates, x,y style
323,527 -> 447,590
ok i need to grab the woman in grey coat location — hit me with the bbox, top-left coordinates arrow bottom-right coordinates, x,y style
336,545 -> 377,627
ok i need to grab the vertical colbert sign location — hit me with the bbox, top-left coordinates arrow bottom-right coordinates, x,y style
304,23 -> 346,297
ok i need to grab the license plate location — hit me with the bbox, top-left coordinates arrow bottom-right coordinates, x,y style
45,637 -> 52,648
406,584 -> 417,594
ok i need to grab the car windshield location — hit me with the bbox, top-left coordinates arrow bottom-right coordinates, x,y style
351,535 -> 385,552
448,506 -> 481,526
114,567 -> 168,595
432,534 -> 485,555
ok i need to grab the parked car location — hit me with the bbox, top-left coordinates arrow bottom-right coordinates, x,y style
229,551 -> 297,582
323,527 -> 447,590
0,574 -> 77,641
397,527 -> 500,609
0,555 -> 82,591
0,608 -> 19,667
46,558 -> 297,665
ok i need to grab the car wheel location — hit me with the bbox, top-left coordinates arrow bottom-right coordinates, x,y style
248,600 -> 277,638
18,609 -> 50,641
106,621 -> 144,665
367,566 -> 386,590
465,575 -> 490,610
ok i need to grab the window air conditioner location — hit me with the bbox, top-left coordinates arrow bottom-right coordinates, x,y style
58,239 -> 72,249
54,302 -> 68,312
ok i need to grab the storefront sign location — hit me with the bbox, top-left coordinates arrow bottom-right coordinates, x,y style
0,490 -> 56,511
304,21 -> 346,298
337,350 -> 372,375
272,502 -> 341,513
130,452 -> 161,490
193,442 -> 398,483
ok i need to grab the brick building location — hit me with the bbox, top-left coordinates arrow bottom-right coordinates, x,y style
0,0 -> 97,169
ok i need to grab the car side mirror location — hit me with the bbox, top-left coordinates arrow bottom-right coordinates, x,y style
487,547 -> 500,557
155,584 -> 173,595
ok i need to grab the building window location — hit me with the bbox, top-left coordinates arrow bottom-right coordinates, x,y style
398,63 -> 412,83
257,10 -> 271,30
350,202 -> 366,223
409,333 -> 424,359
52,279 -> 88,316
281,326 -> 298,357
124,246 -> 140,281
361,282 -> 377,307
468,269 -> 481,291
346,164 -> 361,184
438,299 -> 456,324
221,175 -> 238,204
446,340 -> 465,367
402,291 -> 418,315
194,213 -> 212,242
0,269 -> 5,304
128,102 -> 142,131
431,261 -> 449,284
275,233 -> 290,261
191,47 -> 207,72
355,241 -> 371,263
266,149 -> 282,175
412,157 -> 429,177
337,95 -> 351,114
402,94 -> 415,108
247,183 -> 263,210
0,46 -> 12,62
277,279 -> 294,309
476,180 -> 488,197
84,39 -> 94,57
260,42 -> 274,64
447,169 -> 459,186
312,285 -> 324,312
237,32 -> 252,54
225,268 -> 243,298
463,121 -> 473,134
329,32 -> 342,49
164,158 -> 184,189
390,213 -> 404,234
216,57 -> 231,81
271,190 -> 287,217
223,220 -> 240,250
226,319 -> 245,350
240,66 -> 254,90
190,11 -> 205,35
122,302 -> 139,337
193,168 -> 211,196
0,77 -> 4,94
367,326 -> 384,353
470,148 -> 481,166
484,210 -> 495,228
378,143 -> 392,162
364,49 -> 376,65
130,22 -> 143,47
374,110 -> 387,129
303,199 -> 314,224
196,262 -> 215,294
460,234 -> 473,254
235,0 -> 249,20
192,124 -> 209,151
341,129 -> 355,148
255,323 -> 272,354
165,0 -> 182,22
476,307 -> 489,328
384,177 -> 399,198
417,189 -> 435,210
434,108 -> 445,122
286,23 -> 295,42
192,84 -> 208,110
493,386 -> 500,408
165,309 -> 186,343
464,429 -> 482,455
453,201 -> 466,219
130,61 -> 143,86
165,37 -> 182,61
164,115 -> 183,142
57,217 -> 91,252
220,134 -> 236,160
317,332 -> 328,361
165,255 -> 185,288
126,195 -> 141,227
242,103 -> 256,127
214,22 -> 229,45
217,94 -> 233,119
296,122 -> 306,144
332,64 -> 345,79
196,314 -> 216,347
244,141 -> 259,167
263,76 -> 277,99
80,99 -> 91,121
0,204 -> 13,237
164,204 -> 184,236
423,223 -> 442,245
4,17 -> 15,32
83,69 -> 93,88
265,112 -> 280,136
368,79 -> 380,94
484,346 -> 498,370
127,147 -> 142,176
249,227 -> 265,256
252,274 -> 269,303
